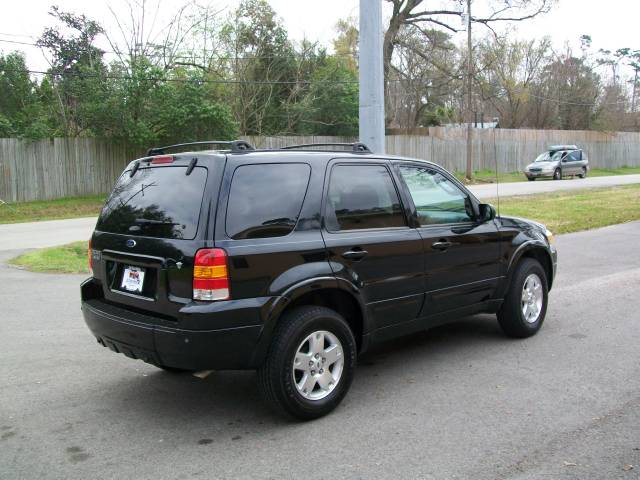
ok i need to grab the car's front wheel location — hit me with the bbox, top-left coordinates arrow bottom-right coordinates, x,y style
527,177 -> 536,181
578,167 -> 587,178
497,258 -> 548,338
258,306 -> 357,420
553,168 -> 562,180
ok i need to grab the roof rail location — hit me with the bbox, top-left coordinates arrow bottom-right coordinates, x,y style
146,140 -> 255,156
280,142 -> 371,153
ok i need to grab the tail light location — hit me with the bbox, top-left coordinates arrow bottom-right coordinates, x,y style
193,248 -> 230,301
150,155 -> 174,164
88,238 -> 93,273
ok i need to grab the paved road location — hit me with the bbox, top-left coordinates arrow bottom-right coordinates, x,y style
2,174 -> 639,251
1,222 -> 639,479
470,173 -> 640,199
0,217 -> 96,250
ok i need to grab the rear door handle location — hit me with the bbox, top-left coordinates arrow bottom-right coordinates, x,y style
342,249 -> 368,260
431,241 -> 453,251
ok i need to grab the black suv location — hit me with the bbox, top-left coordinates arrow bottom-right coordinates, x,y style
81,140 -> 557,419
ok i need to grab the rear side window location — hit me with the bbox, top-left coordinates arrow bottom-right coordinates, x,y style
325,164 -> 405,231
97,166 -> 208,239
226,163 -> 311,240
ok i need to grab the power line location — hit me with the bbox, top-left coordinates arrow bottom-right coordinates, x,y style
0,66 -> 361,86
0,37 -> 358,61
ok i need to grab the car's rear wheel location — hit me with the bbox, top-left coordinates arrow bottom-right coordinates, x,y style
257,306 -> 357,420
497,258 -> 548,338
578,167 -> 587,178
553,168 -> 562,180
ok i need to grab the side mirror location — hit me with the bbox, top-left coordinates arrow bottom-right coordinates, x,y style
478,203 -> 496,222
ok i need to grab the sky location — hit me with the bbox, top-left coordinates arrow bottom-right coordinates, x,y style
0,0 -> 639,74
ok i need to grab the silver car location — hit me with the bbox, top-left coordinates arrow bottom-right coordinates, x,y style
524,145 -> 589,181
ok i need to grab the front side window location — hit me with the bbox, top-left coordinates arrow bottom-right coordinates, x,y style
226,163 -> 311,240
325,164 -> 405,231
399,166 -> 474,226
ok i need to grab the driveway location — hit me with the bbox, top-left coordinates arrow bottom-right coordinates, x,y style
1,222 -> 639,479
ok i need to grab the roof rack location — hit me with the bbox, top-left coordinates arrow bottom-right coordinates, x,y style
146,140 -> 255,156
280,142 -> 371,153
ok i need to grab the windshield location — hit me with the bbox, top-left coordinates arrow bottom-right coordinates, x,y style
534,150 -> 563,162
96,166 -> 208,239
534,152 -> 551,162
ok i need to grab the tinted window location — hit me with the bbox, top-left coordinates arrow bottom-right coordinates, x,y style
96,166 -> 208,239
399,166 -> 474,225
226,163 -> 310,240
325,165 -> 405,231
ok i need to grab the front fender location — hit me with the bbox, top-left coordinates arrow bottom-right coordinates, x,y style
498,240 -> 555,297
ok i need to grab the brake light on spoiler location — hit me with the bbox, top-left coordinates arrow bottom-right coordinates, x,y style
193,248 -> 230,301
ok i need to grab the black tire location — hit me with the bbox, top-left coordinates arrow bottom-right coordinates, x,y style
527,177 -> 536,181
497,258 -> 548,338
578,167 -> 587,178
257,306 -> 357,420
553,168 -> 562,180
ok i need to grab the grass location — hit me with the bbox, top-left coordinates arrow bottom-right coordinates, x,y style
9,241 -> 89,274
9,184 -> 640,274
0,195 -> 105,224
491,184 -> 640,234
454,166 -> 640,184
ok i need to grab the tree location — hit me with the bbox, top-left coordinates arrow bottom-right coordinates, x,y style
476,37 -> 551,128
219,0 -> 297,135
387,26 -> 460,128
36,6 -> 108,136
0,52 -> 50,137
333,17 -> 358,72
382,0 -> 553,121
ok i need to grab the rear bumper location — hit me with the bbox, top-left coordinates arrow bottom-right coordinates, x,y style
81,279 -> 272,370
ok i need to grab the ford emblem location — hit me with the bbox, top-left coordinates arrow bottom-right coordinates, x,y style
126,239 -> 137,248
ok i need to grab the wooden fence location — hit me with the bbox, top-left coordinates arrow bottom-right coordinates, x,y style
2,128 -> 640,202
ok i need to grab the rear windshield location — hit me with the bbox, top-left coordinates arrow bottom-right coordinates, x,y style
97,166 -> 208,239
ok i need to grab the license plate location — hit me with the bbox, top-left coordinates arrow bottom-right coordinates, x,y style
121,266 -> 145,293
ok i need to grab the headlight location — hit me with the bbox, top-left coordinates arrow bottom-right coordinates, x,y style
544,228 -> 555,244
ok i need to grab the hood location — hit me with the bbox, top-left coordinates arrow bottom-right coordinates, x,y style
527,161 -> 557,169
498,214 -> 550,239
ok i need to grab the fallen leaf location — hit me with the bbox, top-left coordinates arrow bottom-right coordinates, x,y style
563,462 -> 577,467
623,465 -> 634,471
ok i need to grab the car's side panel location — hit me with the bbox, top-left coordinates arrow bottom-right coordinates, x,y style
418,221 -> 503,316
320,159 -> 426,331
390,160 -> 502,317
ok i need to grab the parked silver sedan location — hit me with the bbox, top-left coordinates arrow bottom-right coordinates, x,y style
524,145 -> 589,181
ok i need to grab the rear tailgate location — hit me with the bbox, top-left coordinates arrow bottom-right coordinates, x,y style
89,154 -> 224,321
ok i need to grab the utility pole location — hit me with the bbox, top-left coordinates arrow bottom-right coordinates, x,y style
465,0 -> 473,181
359,0 -> 385,153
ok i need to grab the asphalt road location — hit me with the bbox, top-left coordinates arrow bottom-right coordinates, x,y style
470,173 -> 640,199
1,221 -> 639,479
1,174 -> 639,251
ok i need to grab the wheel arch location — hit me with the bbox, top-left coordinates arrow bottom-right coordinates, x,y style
506,242 -> 554,292
250,277 -> 369,367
